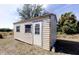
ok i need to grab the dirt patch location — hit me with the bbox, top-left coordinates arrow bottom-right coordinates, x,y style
0,35 -> 65,55
57,34 -> 79,42
0,32 -> 13,39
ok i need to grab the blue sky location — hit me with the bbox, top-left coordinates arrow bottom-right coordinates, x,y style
45,4 -> 79,21
0,4 -> 79,29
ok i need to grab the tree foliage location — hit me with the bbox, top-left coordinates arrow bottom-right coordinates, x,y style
17,4 -> 46,20
0,28 -> 12,32
57,12 -> 79,34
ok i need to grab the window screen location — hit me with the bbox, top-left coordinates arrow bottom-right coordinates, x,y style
16,26 -> 20,32
35,24 -> 40,34
25,25 -> 31,33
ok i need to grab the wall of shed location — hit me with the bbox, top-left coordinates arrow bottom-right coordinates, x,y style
42,18 -> 51,50
14,15 -> 56,51
14,22 -> 33,44
42,15 -> 57,50
50,15 -> 57,48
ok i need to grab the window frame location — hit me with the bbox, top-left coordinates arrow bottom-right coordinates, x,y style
25,24 -> 31,33
35,24 -> 40,34
16,26 -> 20,32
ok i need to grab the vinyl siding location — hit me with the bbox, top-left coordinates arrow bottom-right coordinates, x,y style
50,15 -> 57,47
14,22 -> 33,44
42,19 -> 51,50
14,15 -> 57,51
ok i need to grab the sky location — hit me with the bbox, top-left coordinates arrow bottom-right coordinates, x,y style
0,4 -> 23,29
45,4 -> 79,21
0,4 -> 79,29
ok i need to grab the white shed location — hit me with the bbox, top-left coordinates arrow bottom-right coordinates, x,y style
14,14 -> 57,51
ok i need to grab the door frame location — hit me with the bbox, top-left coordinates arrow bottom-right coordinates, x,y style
32,21 -> 43,47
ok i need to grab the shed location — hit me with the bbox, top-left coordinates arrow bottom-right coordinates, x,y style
13,14 -> 57,51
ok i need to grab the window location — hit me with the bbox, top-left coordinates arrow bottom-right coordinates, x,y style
16,26 -> 20,32
25,25 -> 31,33
35,24 -> 40,34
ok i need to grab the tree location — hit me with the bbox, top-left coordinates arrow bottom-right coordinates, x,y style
0,28 -> 12,32
58,12 -> 79,34
77,21 -> 79,33
17,4 -> 44,20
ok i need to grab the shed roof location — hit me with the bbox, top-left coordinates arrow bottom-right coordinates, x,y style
14,13 -> 56,24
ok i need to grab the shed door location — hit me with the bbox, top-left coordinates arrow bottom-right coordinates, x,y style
33,22 -> 42,47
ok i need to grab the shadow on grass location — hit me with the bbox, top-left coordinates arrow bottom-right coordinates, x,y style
55,39 -> 79,55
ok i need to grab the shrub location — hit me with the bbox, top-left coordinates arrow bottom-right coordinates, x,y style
0,34 -> 3,38
9,32 -> 13,35
57,12 -> 79,34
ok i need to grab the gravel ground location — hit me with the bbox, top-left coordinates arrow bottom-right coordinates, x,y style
0,35 -> 66,55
